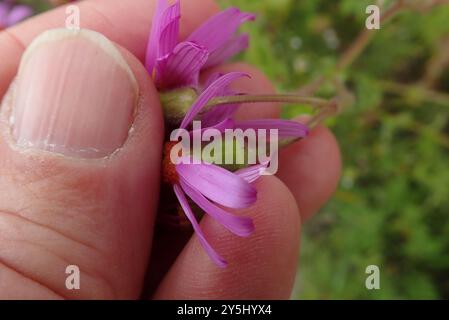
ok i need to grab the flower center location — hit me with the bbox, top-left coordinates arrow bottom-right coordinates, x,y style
162,142 -> 180,185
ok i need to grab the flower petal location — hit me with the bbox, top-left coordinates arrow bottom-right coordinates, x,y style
145,0 -> 180,74
203,72 -> 219,87
173,184 -> 227,268
208,117 -> 235,132
204,34 -> 250,68
155,41 -> 209,89
5,5 -> 32,27
190,118 -> 234,137
234,119 -> 309,138
201,104 -> 239,127
200,73 -> 241,126
202,72 -> 225,92
0,3 -> 10,25
180,180 -> 254,237
158,0 -> 181,57
235,161 -> 270,183
180,72 -> 248,129
176,162 -> 257,209
187,7 -> 255,53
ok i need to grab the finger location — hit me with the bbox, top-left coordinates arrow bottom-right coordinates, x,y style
0,0 -> 219,95
277,123 -> 342,221
154,176 -> 300,299
0,29 -> 163,299
201,62 -> 281,120
143,214 -> 193,297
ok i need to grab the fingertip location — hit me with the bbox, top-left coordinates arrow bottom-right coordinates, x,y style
278,124 -> 342,220
0,32 -> 163,298
154,176 -> 300,299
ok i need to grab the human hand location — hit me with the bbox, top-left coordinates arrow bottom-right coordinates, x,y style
0,0 -> 340,299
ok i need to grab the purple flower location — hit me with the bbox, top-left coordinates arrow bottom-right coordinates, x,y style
163,72 -> 308,267
145,0 -> 255,90
0,1 -> 32,30
164,73 -> 263,267
149,3 -> 310,267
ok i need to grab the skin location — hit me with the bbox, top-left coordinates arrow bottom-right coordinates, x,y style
0,0 -> 341,299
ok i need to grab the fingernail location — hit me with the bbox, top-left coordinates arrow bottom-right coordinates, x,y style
11,29 -> 138,158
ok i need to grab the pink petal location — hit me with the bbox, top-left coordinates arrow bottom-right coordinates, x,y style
5,5 -> 32,27
201,104 -> 239,127
155,41 -> 209,89
173,184 -> 227,268
204,34 -> 250,68
176,162 -> 257,209
235,161 -> 270,183
158,0 -> 180,57
0,3 -> 10,25
180,180 -> 254,237
145,0 -> 180,73
234,119 -> 309,138
207,117 -> 235,132
180,72 -> 249,129
202,72 -> 224,90
189,118 -> 234,136
187,7 -> 255,53
200,73 -> 240,127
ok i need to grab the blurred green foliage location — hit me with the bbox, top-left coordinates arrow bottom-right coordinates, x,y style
19,0 -> 52,11
218,0 -> 449,299
20,0 -> 449,299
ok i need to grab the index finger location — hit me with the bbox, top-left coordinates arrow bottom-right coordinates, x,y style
0,0 -> 219,95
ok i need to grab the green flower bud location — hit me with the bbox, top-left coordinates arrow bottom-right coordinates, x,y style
159,87 -> 199,126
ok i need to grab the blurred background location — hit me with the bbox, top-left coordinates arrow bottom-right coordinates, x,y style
8,0 -> 449,299
219,0 -> 449,299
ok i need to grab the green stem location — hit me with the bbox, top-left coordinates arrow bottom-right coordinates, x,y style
206,94 -> 331,109
306,99 -> 339,128
278,99 -> 340,148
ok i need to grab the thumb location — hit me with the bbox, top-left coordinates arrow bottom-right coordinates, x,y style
0,29 -> 163,299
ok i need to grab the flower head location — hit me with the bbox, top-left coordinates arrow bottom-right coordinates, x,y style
0,1 -> 32,30
145,0 -> 255,90
163,72 -> 309,267
163,73 -> 259,267
151,3 -> 315,267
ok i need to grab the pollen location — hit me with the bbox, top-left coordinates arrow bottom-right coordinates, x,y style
162,142 -> 180,185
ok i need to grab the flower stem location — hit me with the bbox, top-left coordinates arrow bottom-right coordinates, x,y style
206,94 -> 331,109
306,99 -> 339,128
277,99 -> 340,148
